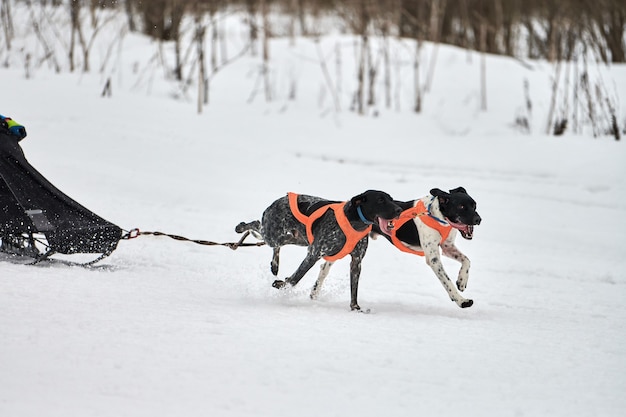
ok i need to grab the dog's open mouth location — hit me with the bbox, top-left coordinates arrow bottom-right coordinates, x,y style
447,219 -> 474,240
376,217 -> 395,236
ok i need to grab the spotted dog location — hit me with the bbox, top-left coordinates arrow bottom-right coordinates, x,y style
236,190 -> 401,311
311,187 -> 481,308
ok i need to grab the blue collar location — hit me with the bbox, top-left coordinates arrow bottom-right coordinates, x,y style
356,206 -> 374,225
427,196 -> 449,225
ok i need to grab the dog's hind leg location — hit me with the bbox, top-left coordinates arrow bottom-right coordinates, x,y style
272,249 -> 319,289
310,261 -> 335,300
441,241 -> 471,292
235,220 -> 262,239
271,247 -> 280,275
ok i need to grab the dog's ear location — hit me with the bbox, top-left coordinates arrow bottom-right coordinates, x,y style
351,191 -> 369,206
449,186 -> 467,194
430,188 -> 448,198
430,188 -> 449,204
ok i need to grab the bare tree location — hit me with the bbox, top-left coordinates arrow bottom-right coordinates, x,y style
314,39 -> 341,113
130,0 -> 626,65
374,0 -> 401,109
245,0 -> 258,56
26,2 -> 61,73
479,17 -> 487,111
260,0 -> 271,101
194,4 -> 207,113
124,0 -> 136,32
69,0 -> 80,72
413,37 -> 422,113
545,60 -> 562,134
346,0 -> 372,115
208,0 -> 220,73
424,0 -> 446,92
588,0 -> 626,63
67,0 -> 118,72
1,0 -> 13,60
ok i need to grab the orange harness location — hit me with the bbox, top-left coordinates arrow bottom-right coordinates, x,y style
390,199 -> 451,256
288,192 -> 371,261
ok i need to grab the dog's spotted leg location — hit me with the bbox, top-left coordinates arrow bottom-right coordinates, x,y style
349,256 -> 363,311
273,249 -> 320,289
441,241 -> 471,292
310,261 -> 334,300
271,247 -> 280,276
348,239 -> 368,311
235,220 -> 261,236
422,237 -> 473,308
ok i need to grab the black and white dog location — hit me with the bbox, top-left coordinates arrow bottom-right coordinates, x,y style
311,187 -> 481,308
236,191 -> 402,311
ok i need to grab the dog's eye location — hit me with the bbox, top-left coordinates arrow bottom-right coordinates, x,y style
459,204 -> 465,210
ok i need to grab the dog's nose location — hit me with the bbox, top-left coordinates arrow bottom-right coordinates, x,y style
474,214 -> 482,225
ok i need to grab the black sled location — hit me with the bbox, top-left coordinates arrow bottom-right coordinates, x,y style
0,116 -> 123,265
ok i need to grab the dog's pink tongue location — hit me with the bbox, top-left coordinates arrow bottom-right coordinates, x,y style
447,220 -> 474,238
377,218 -> 392,236
454,223 -> 469,233
447,219 -> 468,233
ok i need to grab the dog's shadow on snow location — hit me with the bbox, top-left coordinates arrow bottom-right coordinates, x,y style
264,289 -> 491,320
360,300 -> 490,320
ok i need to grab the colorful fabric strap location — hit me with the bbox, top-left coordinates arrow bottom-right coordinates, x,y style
0,114 -> 27,140
287,192 -> 372,261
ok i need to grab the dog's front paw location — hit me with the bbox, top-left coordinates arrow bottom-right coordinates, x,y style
310,286 -> 320,300
272,280 -> 286,289
456,262 -> 471,291
235,222 -> 246,233
457,298 -> 473,308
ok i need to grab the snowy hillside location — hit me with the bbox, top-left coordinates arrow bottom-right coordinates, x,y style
1,7 -> 626,417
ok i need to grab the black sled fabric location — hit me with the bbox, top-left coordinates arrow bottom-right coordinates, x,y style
0,129 -> 122,255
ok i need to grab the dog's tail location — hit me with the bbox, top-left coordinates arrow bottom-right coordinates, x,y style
235,220 -> 261,237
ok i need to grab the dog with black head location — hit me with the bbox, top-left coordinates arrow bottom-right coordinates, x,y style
236,190 -> 402,311
311,187 -> 481,308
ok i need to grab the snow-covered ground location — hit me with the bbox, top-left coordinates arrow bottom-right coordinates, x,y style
1,8 -> 626,417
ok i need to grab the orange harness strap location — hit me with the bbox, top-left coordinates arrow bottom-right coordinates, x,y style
288,192 -> 372,261
390,200 -> 451,256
